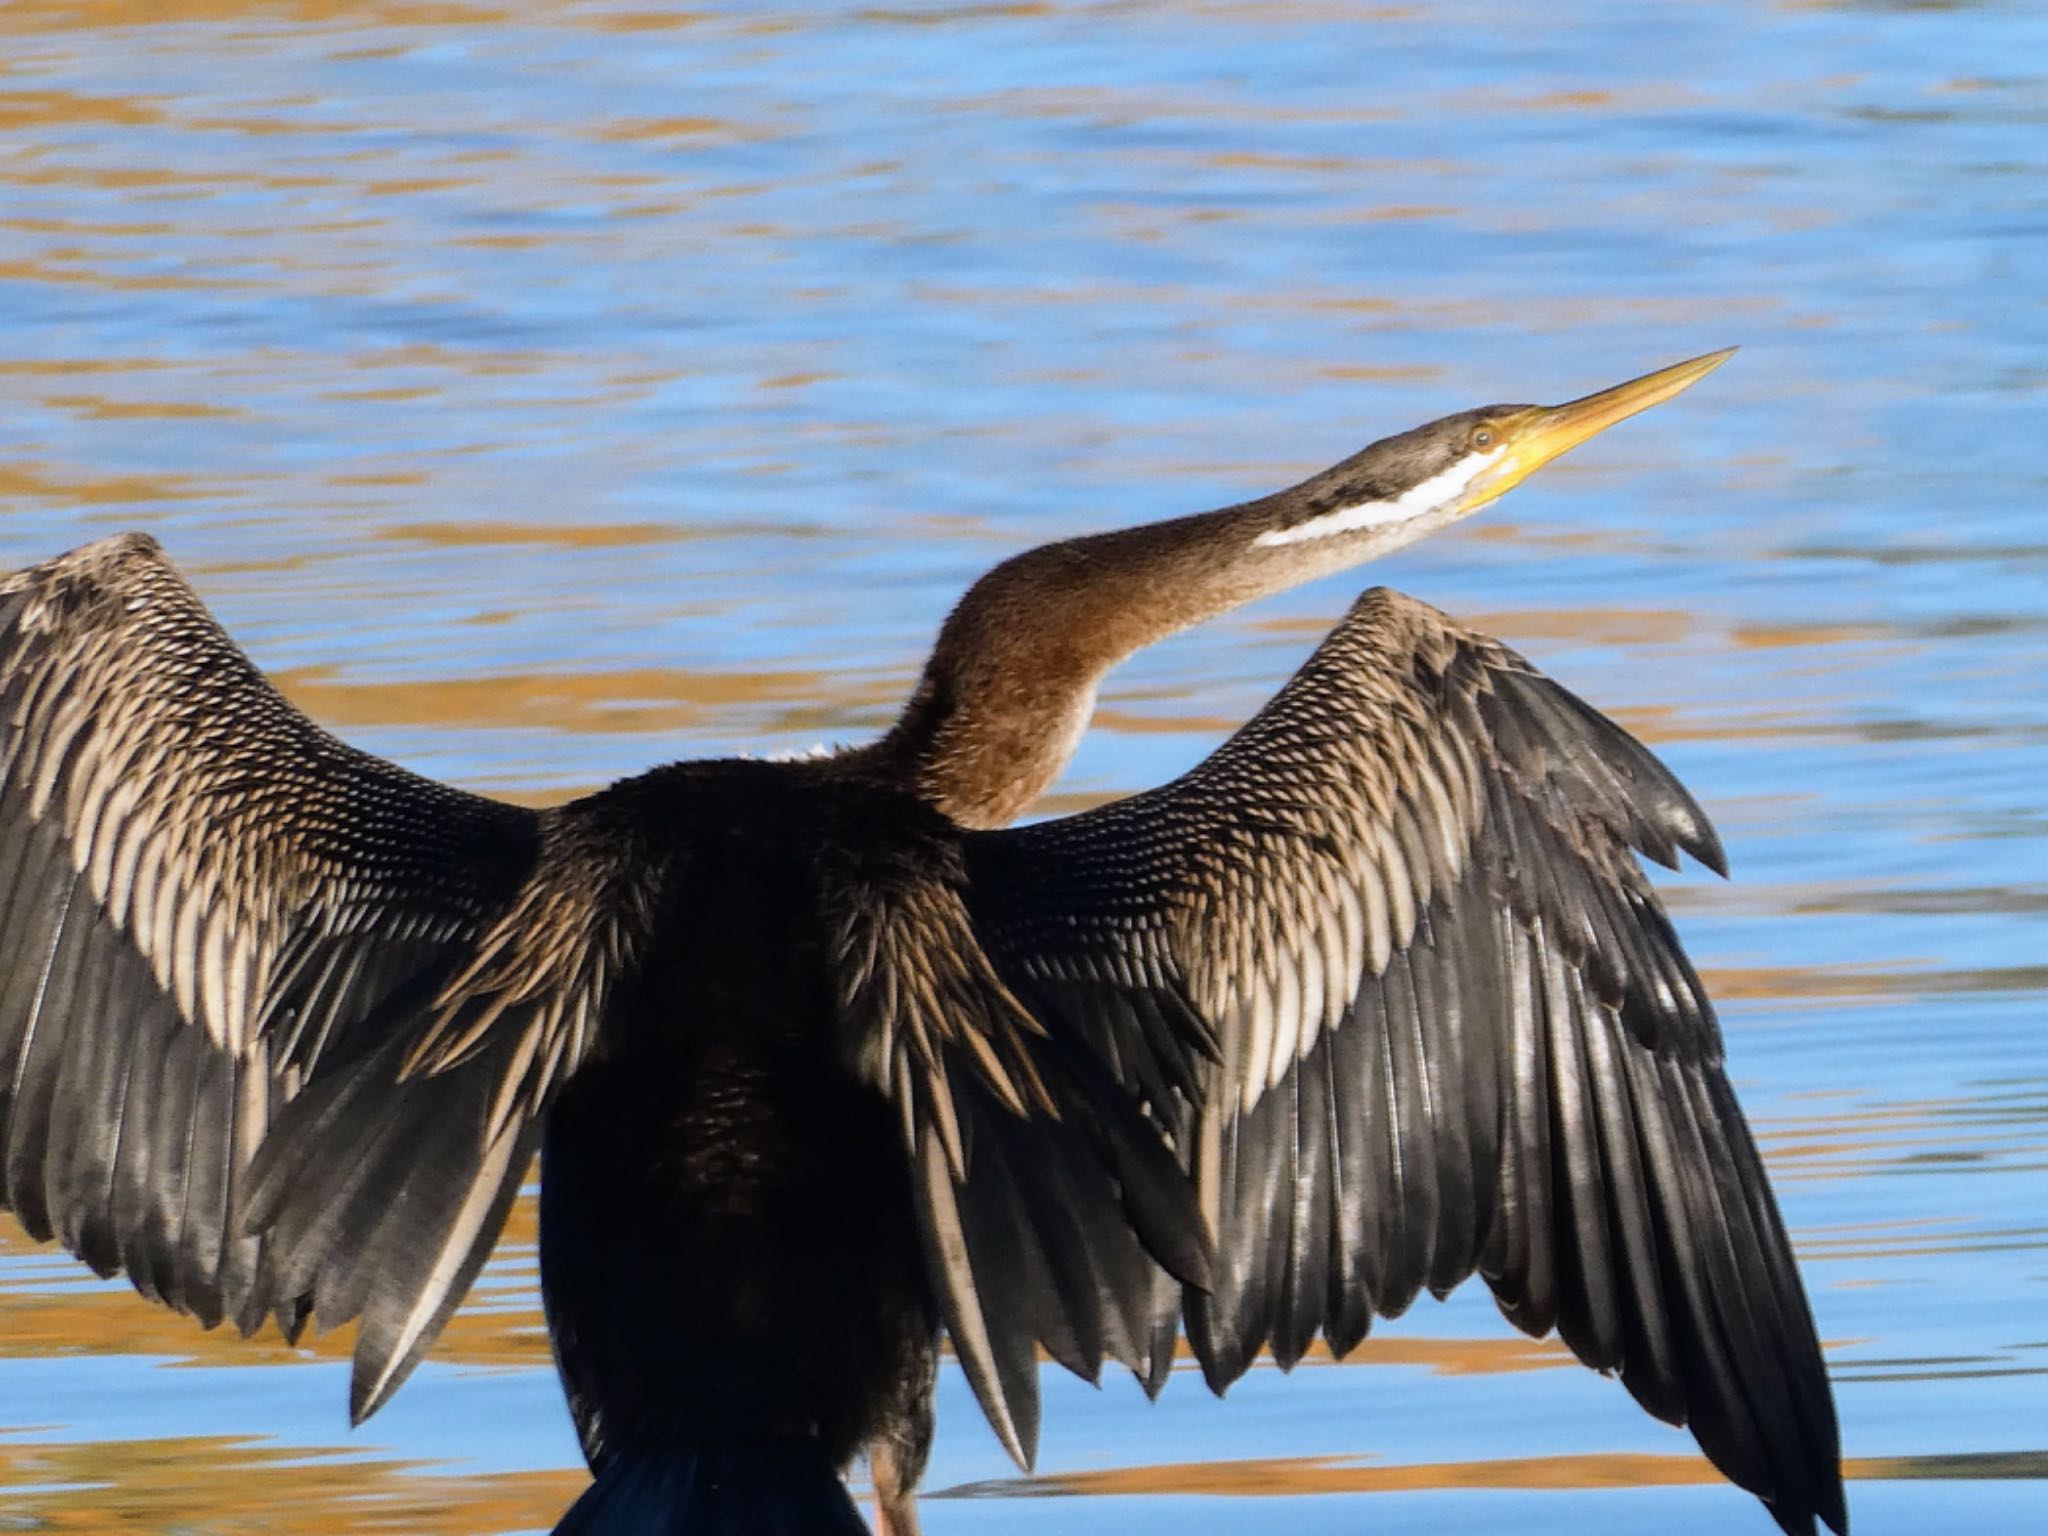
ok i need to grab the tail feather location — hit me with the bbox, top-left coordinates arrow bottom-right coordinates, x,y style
555,1443 -> 870,1536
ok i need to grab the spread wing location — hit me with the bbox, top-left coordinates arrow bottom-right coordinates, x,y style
960,586 -> 1845,1536
0,534 -> 659,1419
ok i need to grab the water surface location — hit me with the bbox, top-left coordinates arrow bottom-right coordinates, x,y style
1,2 -> 2045,1532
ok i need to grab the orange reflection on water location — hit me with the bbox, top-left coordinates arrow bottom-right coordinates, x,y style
273,663 -> 898,739
379,520 -> 691,550
1024,1449 -> 1735,1499
0,1195 -> 545,1371
1174,1332 -> 1575,1378
34,394 -> 244,422
1695,962 -> 1915,1004
0,1 -> 511,30
0,88 -> 161,130
1002,1447 -> 2048,1500
0,461 -> 207,508
0,1435 -> 583,1536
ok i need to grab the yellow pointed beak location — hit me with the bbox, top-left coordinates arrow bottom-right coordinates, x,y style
1475,347 -> 1736,506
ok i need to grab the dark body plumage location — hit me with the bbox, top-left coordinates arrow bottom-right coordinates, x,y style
0,356 -> 1846,1536
537,764 -> 943,1481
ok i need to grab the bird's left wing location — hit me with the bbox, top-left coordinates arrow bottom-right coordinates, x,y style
0,534 -> 664,1419
958,586 -> 1844,1536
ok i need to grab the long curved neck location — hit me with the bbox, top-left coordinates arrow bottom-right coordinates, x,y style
859,353 -> 1727,826
869,441 -> 1476,828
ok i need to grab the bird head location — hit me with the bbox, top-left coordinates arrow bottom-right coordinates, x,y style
1254,347 -> 1737,553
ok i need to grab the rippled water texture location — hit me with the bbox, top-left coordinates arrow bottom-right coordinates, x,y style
2,2 -> 2045,1532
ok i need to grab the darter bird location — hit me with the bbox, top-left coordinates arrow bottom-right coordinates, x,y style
0,349 -> 1844,1535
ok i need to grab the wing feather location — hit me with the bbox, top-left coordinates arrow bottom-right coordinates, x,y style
828,814 -> 1211,1468
0,534 -> 660,1415
962,585 -> 1843,1534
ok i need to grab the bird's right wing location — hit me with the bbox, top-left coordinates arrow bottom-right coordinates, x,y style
0,534 -> 662,1419
962,586 -> 1843,1536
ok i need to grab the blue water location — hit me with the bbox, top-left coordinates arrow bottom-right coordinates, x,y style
1,2 -> 2044,1532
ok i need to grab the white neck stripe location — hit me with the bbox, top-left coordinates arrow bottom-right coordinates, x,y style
1254,448 -> 1501,548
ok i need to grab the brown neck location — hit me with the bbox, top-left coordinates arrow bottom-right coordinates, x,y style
868,429 -> 1486,828
857,356 -> 1729,825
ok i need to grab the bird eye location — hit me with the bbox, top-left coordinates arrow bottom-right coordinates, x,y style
1470,426 -> 1496,452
